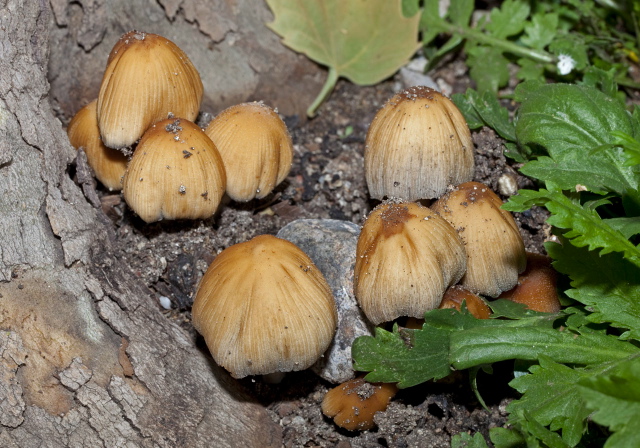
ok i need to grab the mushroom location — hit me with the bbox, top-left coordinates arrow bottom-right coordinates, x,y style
354,201 -> 467,324
498,252 -> 560,313
204,101 -> 293,202
122,118 -> 226,223
67,100 -> 129,191
364,86 -> 474,201
322,377 -> 398,431
438,285 -> 491,319
192,234 -> 337,379
97,31 -> 203,149
431,181 -> 527,297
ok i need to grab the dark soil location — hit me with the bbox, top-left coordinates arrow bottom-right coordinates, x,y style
78,74 -> 550,447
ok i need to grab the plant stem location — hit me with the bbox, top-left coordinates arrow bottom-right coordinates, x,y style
307,67 -> 339,118
444,23 -> 555,64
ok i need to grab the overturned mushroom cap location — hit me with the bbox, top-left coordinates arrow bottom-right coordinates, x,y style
354,201 -> 467,324
122,118 -> 226,223
192,235 -> 337,379
365,86 -> 474,201
439,285 -> 491,319
67,100 -> 128,191
432,181 -> 526,297
499,252 -> 560,313
98,31 -> 203,149
322,377 -> 398,431
204,101 -> 293,202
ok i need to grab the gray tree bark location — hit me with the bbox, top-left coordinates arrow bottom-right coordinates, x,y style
0,1 -> 321,445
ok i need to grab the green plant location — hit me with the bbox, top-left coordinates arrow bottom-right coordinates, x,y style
352,77 -> 640,447
419,0 -> 640,93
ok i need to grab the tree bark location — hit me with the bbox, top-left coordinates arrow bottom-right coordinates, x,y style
0,1 -> 304,446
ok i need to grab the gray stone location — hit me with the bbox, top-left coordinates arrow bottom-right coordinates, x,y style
277,219 -> 374,384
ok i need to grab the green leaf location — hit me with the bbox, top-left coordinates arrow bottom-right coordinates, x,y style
507,356 -> 592,446
603,217 -> 640,238
549,35 -> 588,73
452,431 -> 490,448
521,13 -> 559,49
505,188 -> 640,263
266,0 -> 420,116
447,0 -> 474,27
515,83 -> 640,195
466,45 -> 511,92
485,0 -> 531,39
578,356 -> 640,447
547,240 -> 640,340
452,89 -> 517,142
490,427 -> 526,448
352,307 -> 640,388
516,58 -> 545,82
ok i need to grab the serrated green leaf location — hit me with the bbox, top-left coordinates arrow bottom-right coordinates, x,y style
546,240 -> 640,340
266,0 -> 420,116
466,46 -> 511,92
490,427 -> 526,448
578,356 -> 640,447
516,58 -> 545,82
507,356 -> 592,446
515,83 -> 640,195
447,0 -> 474,27
489,299 -> 553,319
521,13 -> 559,49
603,217 -> 640,238
452,89 -> 517,142
485,0 -> 531,39
504,188 -> 640,263
452,431 -> 490,448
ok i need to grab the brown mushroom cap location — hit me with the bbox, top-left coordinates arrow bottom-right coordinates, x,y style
204,101 -> 293,202
354,201 -> 467,324
432,181 -> 527,297
67,100 -> 128,191
97,31 -> 203,149
364,86 -> 474,201
498,252 -> 560,313
192,235 -> 337,379
322,377 -> 398,431
439,285 -> 491,319
122,118 -> 226,223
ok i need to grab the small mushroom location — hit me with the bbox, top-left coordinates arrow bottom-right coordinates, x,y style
122,118 -> 226,223
97,31 -> 203,149
498,252 -> 560,313
354,201 -> 467,324
322,377 -> 398,431
431,181 -> 527,297
192,235 -> 337,379
204,102 -> 293,202
364,86 -> 474,201
438,285 -> 491,319
67,100 -> 129,191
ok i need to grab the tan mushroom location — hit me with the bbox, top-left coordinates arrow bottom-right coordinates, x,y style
354,201 -> 467,324
365,86 -> 474,201
67,100 -> 128,191
204,102 -> 293,202
438,285 -> 491,319
192,235 -> 337,379
97,31 -> 203,149
122,118 -> 226,223
432,181 -> 526,297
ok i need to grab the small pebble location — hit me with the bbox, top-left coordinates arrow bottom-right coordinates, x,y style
158,296 -> 172,310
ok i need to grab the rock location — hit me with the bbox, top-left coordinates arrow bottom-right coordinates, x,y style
277,219 -> 374,384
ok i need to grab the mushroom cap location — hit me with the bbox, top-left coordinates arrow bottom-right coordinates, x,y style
122,118 -> 226,223
354,201 -> 467,324
204,101 -> 293,202
438,285 -> 491,319
364,86 -> 474,201
322,377 -> 398,431
192,235 -> 338,379
498,252 -> 560,313
97,31 -> 203,149
431,181 -> 527,297
67,100 -> 128,191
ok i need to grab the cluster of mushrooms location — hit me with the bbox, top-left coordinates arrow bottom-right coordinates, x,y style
67,32 -> 561,433
68,31 -> 294,223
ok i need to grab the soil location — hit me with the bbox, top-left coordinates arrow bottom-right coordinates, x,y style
73,72 -> 550,447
